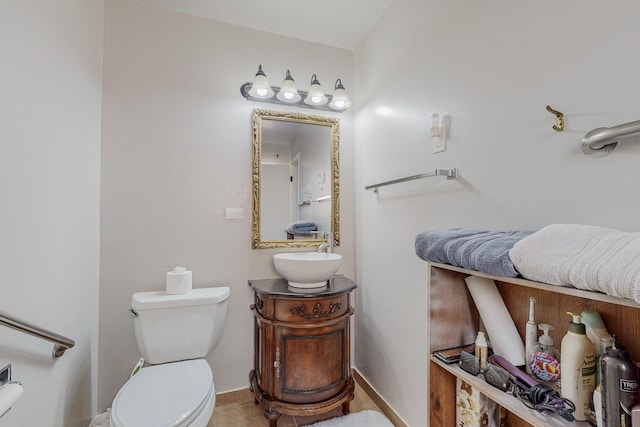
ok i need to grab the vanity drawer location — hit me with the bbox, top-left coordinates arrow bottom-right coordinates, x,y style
274,294 -> 349,323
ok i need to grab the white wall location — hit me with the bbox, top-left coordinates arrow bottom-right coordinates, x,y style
296,125 -> 332,232
262,164 -> 291,239
354,0 -> 640,425
0,2 -> 103,426
99,0 -> 355,410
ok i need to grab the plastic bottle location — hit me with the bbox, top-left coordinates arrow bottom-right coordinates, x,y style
581,310 -> 613,356
561,312 -> 597,421
528,323 -> 561,382
525,297 -> 536,375
475,331 -> 488,372
600,334 -> 639,427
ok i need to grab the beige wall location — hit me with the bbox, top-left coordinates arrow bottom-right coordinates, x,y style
354,0 -> 640,425
0,1 -> 103,426
99,0 -> 355,411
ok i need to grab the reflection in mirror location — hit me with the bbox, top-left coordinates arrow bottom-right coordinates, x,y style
252,109 -> 340,249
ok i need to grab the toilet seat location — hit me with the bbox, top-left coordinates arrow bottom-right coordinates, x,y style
111,359 -> 213,427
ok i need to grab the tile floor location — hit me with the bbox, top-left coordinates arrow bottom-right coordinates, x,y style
208,382 -> 383,427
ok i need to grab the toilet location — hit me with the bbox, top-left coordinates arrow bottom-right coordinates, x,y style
110,286 -> 230,427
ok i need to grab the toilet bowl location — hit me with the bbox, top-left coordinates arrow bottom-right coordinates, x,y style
110,360 -> 215,427
109,286 -> 230,427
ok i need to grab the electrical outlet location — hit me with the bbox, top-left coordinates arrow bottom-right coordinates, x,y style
433,136 -> 446,153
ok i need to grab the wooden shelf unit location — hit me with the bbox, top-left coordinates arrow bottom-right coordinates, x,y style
428,262 -> 640,427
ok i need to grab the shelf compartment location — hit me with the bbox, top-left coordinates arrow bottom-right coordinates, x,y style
430,357 -> 588,427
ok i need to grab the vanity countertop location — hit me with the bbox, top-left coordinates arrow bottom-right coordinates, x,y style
248,274 -> 356,297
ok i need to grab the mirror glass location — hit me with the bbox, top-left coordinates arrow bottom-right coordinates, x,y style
252,109 -> 340,249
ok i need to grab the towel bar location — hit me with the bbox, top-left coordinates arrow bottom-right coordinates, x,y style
365,168 -> 457,192
0,309 -> 75,358
581,119 -> 640,156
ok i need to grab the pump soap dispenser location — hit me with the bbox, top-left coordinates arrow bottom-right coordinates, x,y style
561,312 -> 597,421
529,323 -> 560,382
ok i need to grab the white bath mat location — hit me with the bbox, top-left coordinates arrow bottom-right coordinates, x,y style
303,410 -> 394,427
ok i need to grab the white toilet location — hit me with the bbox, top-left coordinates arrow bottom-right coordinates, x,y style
110,286 -> 230,427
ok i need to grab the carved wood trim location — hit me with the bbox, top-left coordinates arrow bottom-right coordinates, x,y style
289,302 -> 342,319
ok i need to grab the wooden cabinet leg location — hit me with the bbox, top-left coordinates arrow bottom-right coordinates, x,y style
342,400 -> 351,415
264,409 -> 280,427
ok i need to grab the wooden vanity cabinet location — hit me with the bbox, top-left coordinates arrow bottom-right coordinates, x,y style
249,275 -> 356,427
428,262 -> 640,427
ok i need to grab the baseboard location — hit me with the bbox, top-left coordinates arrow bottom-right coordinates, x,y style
215,370 -> 407,427
352,368 -> 408,427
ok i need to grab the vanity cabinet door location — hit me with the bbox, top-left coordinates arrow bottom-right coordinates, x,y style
273,317 -> 350,403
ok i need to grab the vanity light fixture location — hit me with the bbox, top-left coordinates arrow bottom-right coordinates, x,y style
247,65 -> 274,99
328,79 -> 352,110
304,74 -> 328,106
240,65 -> 351,112
275,70 -> 301,103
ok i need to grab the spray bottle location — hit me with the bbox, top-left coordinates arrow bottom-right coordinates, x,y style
600,334 -> 639,427
561,312 -> 597,421
525,297 -> 536,375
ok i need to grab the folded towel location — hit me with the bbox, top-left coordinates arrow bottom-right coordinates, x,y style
285,220 -> 318,235
509,224 -> 640,303
415,228 -> 535,277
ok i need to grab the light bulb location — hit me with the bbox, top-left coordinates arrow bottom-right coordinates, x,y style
329,79 -> 351,110
248,65 -> 274,99
276,70 -> 301,103
304,74 -> 328,106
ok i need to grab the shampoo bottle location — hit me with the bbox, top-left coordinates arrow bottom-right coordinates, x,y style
561,312 -> 597,421
600,334 -> 639,427
528,323 -> 561,382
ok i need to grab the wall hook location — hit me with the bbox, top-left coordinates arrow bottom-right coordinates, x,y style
546,105 -> 565,132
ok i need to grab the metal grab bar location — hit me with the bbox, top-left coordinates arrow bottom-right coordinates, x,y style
365,168 -> 458,192
0,310 -> 75,358
581,120 -> 640,157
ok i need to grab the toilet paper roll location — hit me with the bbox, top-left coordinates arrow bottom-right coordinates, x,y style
465,276 -> 526,366
0,382 -> 23,417
166,266 -> 192,295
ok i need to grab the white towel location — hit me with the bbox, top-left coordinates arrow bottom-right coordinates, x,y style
509,224 -> 640,303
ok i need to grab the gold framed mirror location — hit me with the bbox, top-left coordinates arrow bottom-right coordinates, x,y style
252,109 -> 340,249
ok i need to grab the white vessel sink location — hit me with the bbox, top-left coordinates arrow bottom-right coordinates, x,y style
273,252 -> 342,288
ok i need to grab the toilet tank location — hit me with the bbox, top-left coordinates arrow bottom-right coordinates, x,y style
130,287 -> 230,364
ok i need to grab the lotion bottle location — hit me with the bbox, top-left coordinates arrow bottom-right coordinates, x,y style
561,312 -> 597,421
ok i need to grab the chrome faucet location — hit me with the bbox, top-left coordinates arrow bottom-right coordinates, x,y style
317,232 -> 333,253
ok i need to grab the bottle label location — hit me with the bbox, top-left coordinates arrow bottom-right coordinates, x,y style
529,351 -> 560,382
582,365 -> 597,377
620,379 -> 639,393
582,354 -> 597,377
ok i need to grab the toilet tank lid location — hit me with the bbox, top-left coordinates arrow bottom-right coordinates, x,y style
131,287 -> 230,310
